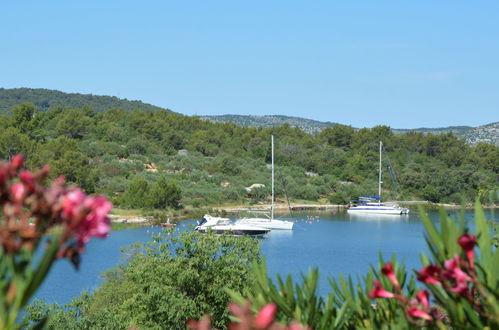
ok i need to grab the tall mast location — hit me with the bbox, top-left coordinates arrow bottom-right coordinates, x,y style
378,141 -> 382,201
271,135 -> 274,220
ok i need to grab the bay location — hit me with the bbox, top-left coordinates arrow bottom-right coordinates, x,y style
33,209 -> 497,305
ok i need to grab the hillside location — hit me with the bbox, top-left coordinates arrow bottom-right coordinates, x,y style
0,88 -> 172,114
200,114 -> 337,134
203,114 -> 498,146
1,88 -> 496,145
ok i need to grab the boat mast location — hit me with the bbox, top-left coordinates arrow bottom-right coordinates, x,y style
378,141 -> 382,201
271,135 -> 274,220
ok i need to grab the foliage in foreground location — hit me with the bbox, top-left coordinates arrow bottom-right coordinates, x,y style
226,202 -> 498,329
0,155 -> 111,329
24,230 -> 261,329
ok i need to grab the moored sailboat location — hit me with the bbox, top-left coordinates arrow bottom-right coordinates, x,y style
236,136 -> 294,230
347,142 -> 409,215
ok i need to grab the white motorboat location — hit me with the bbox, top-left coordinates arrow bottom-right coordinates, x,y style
347,142 -> 409,215
195,215 -> 270,236
236,136 -> 294,230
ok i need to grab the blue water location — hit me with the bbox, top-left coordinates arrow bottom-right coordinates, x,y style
34,209 -> 497,304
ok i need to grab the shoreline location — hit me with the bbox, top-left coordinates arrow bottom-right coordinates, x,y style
109,201 -> 497,225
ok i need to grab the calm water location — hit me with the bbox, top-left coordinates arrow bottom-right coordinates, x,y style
34,209 -> 497,304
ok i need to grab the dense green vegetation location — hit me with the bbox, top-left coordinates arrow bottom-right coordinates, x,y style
24,230 -> 261,329
0,88 -> 170,115
0,101 -> 497,211
202,115 -> 499,146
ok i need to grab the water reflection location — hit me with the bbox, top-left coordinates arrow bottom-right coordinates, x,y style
348,213 -> 410,222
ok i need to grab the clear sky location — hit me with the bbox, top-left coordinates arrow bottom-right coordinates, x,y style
1,1 -> 498,129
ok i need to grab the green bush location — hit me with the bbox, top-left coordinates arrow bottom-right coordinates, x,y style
24,230 -> 261,330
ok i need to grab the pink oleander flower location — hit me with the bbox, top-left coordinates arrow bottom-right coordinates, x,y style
381,262 -> 399,287
369,280 -> 394,299
11,154 -> 24,169
19,170 -> 35,191
62,189 -> 86,221
60,188 -> 112,248
79,196 -> 111,241
417,265 -> 441,285
255,303 -> 277,329
11,183 -> 25,202
458,234 -> 477,261
77,197 -> 111,247
444,256 -> 471,282
444,255 -> 471,295
416,290 -> 429,308
407,307 -> 433,321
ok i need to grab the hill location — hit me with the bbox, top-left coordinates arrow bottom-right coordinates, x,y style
199,114 -> 337,134
1,88 -> 496,145
0,88 -> 172,114
202,114 -> 498,146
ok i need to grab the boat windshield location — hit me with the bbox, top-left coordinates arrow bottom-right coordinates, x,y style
198,217 -> 207,226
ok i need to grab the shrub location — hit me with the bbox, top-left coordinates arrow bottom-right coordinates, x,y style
24,230 -> 261,330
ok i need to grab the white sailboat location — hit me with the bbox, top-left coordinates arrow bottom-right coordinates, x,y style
347,141 -> 409,215
195,215 -> 270,236
236,136 -> 294,230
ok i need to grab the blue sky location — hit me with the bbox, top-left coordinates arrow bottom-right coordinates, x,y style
1,1 -> 498,128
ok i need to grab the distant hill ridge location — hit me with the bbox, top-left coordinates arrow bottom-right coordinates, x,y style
202,115 -> 498,146
0,88 -> 171,114
0,88 -> 496,145
200,114 -> 338,133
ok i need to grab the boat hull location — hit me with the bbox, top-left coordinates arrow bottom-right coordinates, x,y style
196,226 -> 270,236
347,207 -> 409,215
236,218 -> 294,230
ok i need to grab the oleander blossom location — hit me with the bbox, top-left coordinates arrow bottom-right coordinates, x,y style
61,189 -> 112,248
381,262 -> 399,287
254,303 -> 277,328
369,280 -> 395,299
10,183 -> 25,202
0,154 -> 112,266
406,307 -> 433,321
189,301 -> 310,330
416,290 -> 429,308
417,265 -> 441,285
458,234 -> 477,261
443,255 -> 471,295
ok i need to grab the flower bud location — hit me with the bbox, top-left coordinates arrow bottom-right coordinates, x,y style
381,262 -> 399,287
407,307 -> 432,321
11,155 -> 24,169
20,170 -> 35,191
255,303 -> 277,329
368,280 -> 395,299
11,183 -> 26,202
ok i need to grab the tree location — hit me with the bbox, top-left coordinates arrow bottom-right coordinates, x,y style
55,109 -> 93,139
319,124 -> 355,149
123,177 -> 150,208
24,231 -> 261,330
0,127 -> 31,160
31,137 -> 97,193
11,102 -> 36,133
148,177 -> 182,209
